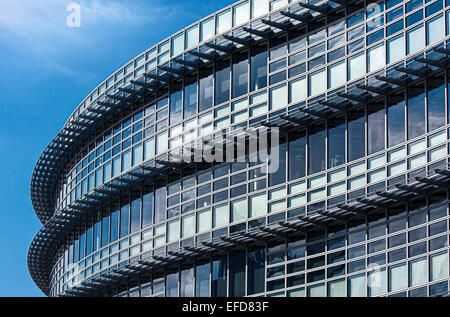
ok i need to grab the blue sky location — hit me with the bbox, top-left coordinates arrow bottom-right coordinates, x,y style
0,0 -> 236,297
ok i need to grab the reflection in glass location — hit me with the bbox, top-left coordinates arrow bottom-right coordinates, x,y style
250,47 -> 268,91
215,60 -> 231,105
328,117 -> 346,168
212,256 -> 227,297
387,93 -> 405,148
408,83 -> 425,139
154,186 -> 166,224
199,68 -> 214,112
368,103 -> 385,155
230,252 -> 246,297
170,87 -> 183,124
142,191 -> 153,227
166,272 -> 178,297
248,248 -> 265,295
110,209 -> 119,242
120,203 -> 129,238
348,110 -> 365,162
232,53 -> 249,98
130,196 -> 141,233
289,132 -> 306,180
309,124 -> 326,175
180,268 -> 194,297
196,262 -> 210,297
184,76 -> 197,119
428,74 -> 445,131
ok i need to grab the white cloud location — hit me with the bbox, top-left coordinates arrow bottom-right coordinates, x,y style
79,0 -> 170,26
0,0 -> 176,76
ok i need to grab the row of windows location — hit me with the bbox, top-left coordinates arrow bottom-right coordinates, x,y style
52,234 -> 450,297
73,0 -> 377,119
50,118 -> 450,298
59,0 -> 450,206
61,127 -> 449,245
53,125 -> 450,286
59,69 -> 450,216
75,0 -> 443,121
50,191 -> 449,294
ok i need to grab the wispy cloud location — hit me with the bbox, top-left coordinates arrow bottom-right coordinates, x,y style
0,0 -> 177,77
0,0 -> 226,80
80,0 -> 173,26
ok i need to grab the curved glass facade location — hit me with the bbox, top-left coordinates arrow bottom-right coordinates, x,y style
29,0 -> 450,297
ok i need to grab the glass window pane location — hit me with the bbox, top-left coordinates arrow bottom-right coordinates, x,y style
180,268 -> 194,297
196,263 -> 210,297
409,257 -> 428,287
201,18 -> 215,42
368,104 -> 385,155
144,137 -> 155,160
328,118 -> 346,168
122,150 -> 131,172
212,256 -> 227,297
234,1 -> 250,26
389,263 -> 407,292
248,248 -> 265,295
132,144 -> 143,166
199,68 -> 214,112
309,124 -> 326,174
428,74 -> 445,131
215,61 -> 231,105
251,48 -> 268,91
156,132 -> 168,154
289,132 -> 306,180
249,193 -> 267,218
348,111 -> 366,162
171,33 -> 184,56
328,279 -> 346,297
130,197 -> 141,233
182,214 -> 195,237
270,84 -> 287,110
170,89 -> 183,124
407,83 -> 425,139
232,54 -> 249,98
217,9 -> 232,34
387,94 -> 405,148
168,219 -> 180,242
166,272 -> 178,297
110,209 -> 119,242
154,186 -> 166,224
368,268 -> 387,296
308,283 -> 325,297
387,35 -> 404,64
431,252 -> 449,281
309,69 -> 326,96
184,79 -> 197,119
101,215 -> 109,247
328,61 -> 346,89
269,139 -> 287,186
368,44 -> 385,72
142,191 -> 153,227
186,25 -> 199,49
231,198 -> 247,223
289,77 -> 307,103
197,208 -> 212,233
427,14 -> 445,45
407,25 -> 425,54
119,204 -> 129,238
230,252 -> 246,296
214,204 -> 229,228
347,51 -> 366,81
252,0 -> 269,18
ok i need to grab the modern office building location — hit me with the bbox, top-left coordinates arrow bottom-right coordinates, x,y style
29,0 -> 450,297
